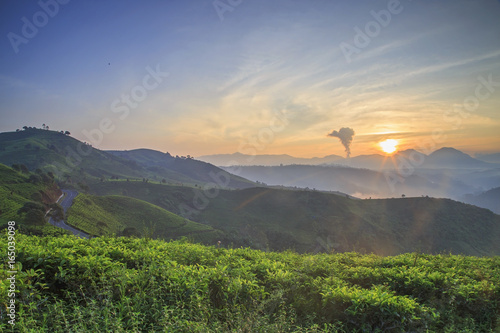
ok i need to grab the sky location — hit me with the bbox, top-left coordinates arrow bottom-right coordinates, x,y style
1,0 -> 500,158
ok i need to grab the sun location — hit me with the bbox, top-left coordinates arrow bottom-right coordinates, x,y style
379,139 -> 398,154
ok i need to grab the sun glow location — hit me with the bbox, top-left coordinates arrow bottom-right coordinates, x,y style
379,139 -> 398,154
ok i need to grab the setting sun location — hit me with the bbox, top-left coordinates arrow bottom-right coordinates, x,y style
379,139 -> 398,154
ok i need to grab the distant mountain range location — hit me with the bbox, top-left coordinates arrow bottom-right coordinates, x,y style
199,148 -> 497,170
198,152 -> 345,166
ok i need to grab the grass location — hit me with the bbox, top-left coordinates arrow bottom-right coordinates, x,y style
66,193 -> 223,243
0,234 -> 499,332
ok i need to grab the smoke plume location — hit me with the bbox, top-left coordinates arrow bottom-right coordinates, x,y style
327,127 -> 355,158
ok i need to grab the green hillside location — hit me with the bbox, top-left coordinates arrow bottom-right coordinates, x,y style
66,193 -> 223,243
1,235 -> 499,332
0,128 -> 142,182
108,148 -> 255,188
0,128 -> 255,189
90,181 -> 500,256
0,163 -> 69,235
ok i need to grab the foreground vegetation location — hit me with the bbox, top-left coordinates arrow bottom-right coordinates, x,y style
1,234 -> 499,332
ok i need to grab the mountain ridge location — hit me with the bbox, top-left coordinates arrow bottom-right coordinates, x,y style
199,148 -> 497,170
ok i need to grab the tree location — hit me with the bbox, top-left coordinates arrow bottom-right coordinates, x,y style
19,164 -> 29,174
31,192 -> 43,202
18,201 -> 46,226
24,210 -> 46,226
402,194 -> 406,198
48,203 -> 64,221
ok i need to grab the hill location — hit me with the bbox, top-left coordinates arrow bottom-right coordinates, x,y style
1,235 -> 499,332
0,163 -> 69,235
66,193 -> 223,243
90,181 -> 500,256
107,149 -> 254,188
461,187 -> 500,215
0,128 -> 255,189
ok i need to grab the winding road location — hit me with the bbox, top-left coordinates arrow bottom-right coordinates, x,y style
48,189 -> 89,239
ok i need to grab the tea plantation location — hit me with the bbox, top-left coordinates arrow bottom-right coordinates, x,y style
1,234 -> 499,332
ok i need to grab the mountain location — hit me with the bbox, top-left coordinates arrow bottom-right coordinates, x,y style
0,128 -> 255,189
461,187 -> 500,214
90,181 -> 500,256
107,149 -> 254,189
200,148 -> 495,171
422,147 -> 493,169
197,152 -> 345,166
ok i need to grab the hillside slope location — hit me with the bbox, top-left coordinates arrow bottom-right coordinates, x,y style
66,193 -> 223,243
0,163 -> 60,221
0,128 -> 255,189
107,148 -> 255,188
90,181 -> 500,256
462,186 -> 500,214
0,163 -> 69,235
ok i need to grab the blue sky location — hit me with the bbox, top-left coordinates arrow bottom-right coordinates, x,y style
1,0 -> 499,157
